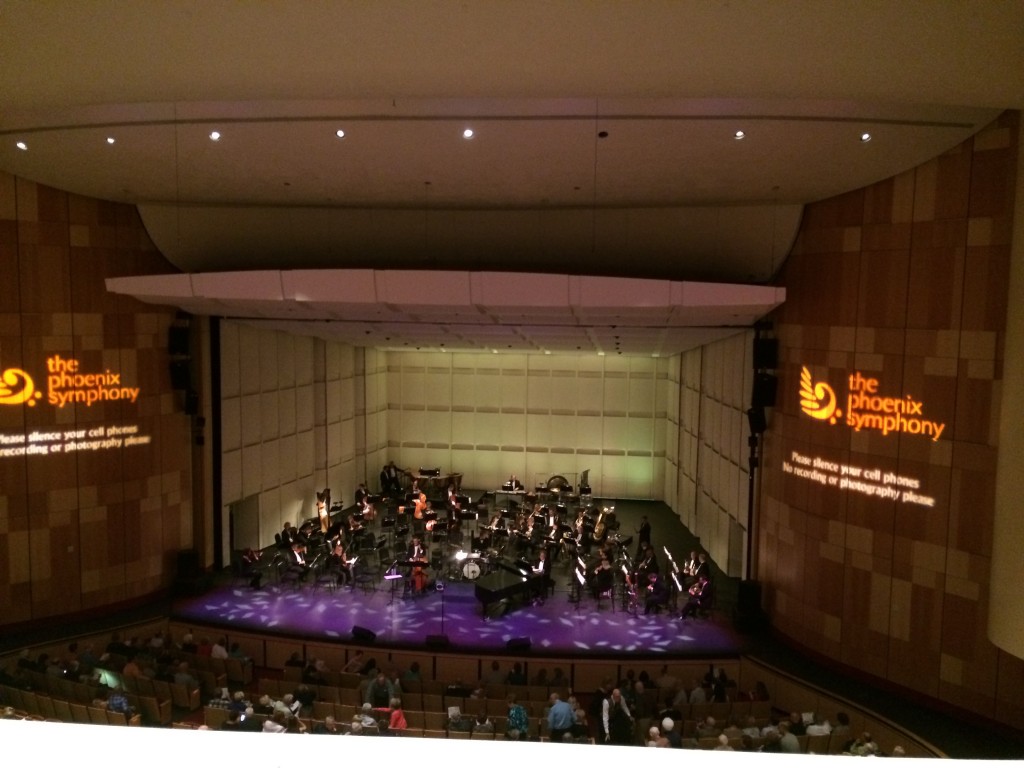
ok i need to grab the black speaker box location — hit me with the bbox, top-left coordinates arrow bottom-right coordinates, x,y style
751,372 -> 778,409
168,326 -> 190,357
425,634 -> 450,650
170,360 -> 191,390
506,637 -> 531,652
747,407 -> 767,435
737,580 -> 762,615
753,338 -> 778,370
734,580 -> 769,633
176,549 -> 201,578
352,625 -> 377,644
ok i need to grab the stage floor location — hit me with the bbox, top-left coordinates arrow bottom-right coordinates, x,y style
172,497 -> 748,658
172,578 -> 744,658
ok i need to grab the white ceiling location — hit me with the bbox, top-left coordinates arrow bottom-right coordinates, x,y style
2,2 -> 1022,354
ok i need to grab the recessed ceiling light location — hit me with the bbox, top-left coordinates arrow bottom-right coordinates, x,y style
106,137 -> 116,145
860,132 -> 872,143
335,129 -> 346,139
209,131 -> 221,141
462,128 -> 475,139
15,141 -> 27,151
734,130 -> 746,140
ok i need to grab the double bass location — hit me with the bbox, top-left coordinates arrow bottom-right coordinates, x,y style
408,538 -> 428,593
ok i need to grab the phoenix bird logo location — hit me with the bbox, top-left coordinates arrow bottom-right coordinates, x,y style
0,368 -> 41,406
799,366 -> 840,423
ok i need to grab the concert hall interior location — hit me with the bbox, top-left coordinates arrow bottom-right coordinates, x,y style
1,2 -> 1023,759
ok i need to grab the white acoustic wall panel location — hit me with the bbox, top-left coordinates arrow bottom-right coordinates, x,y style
278,334 -> 296,389
279,434 -> 297,484
222,449 -> 242,504
240,394 -> 262,447
326,378 -> 342,424
220,321 -> 240,398
261,439 -> 280,490
296,385 -> 315,432
295,336 -> 315,386
222,397 -> 241,452
260,391 -> 280,443
239,326 -> 261,396
259,332 -> 279,393
279,389 -> 296,436
241,443 -> 262,498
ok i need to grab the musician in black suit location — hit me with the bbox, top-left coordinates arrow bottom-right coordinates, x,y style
405,536 -> 428,594
643,572 -> 669,614
591,554 -> 614,599
380,461 -> 402,495
531,547 -> 553,603
680,575 -> 712,619
354,483 -> 368,507
635,515 -> 651,558
635,543 -> 658,584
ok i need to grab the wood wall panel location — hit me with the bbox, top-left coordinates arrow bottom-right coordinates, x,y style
759,112 -> 1019,727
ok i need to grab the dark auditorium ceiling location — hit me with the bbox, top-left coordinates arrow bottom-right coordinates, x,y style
1,3 -> 1021,354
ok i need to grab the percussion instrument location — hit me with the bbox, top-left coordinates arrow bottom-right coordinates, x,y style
462,560 -> 482,580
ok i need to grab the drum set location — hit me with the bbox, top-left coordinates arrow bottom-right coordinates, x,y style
450,548 -> 494,581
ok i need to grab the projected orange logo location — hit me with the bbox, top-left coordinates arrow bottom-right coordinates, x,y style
799,366 -> 840,424
0,368 -> 41,406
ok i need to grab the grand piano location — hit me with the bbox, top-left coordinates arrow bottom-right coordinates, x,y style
474,557 -> 544,618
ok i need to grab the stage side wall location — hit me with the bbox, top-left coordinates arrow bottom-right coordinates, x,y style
757,111 -> 1024,727
0,173 -> 192,628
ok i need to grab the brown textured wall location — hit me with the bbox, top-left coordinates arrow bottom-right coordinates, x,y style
759,112 -> 1024,727
0,173 -> 191,628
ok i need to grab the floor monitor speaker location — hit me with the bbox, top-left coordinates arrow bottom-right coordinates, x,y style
352,625 -> 377,644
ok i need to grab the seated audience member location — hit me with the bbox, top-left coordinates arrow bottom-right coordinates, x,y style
474,711 -> 494,733
805,712 -> 832,736
263,710 -> 288,733
313,715 -> 342,734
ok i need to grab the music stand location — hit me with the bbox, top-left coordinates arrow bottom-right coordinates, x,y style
384,561 -> 404,605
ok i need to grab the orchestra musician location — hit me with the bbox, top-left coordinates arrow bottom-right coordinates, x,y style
507,474 -> 524,491
680,574 -> 712,620
328,540 -> 354,589
412,486 -> 428,519
691,552 -> 710,582
635,515 -> 651,558
380,461 -> 402,495
406,536 -> 429,595
635,543 -> 659,584
683,550 -> 699,582
643,572 -> 669,614
590,553 -> 614,599
359,493 -> 376,523
287,542 -> 311,581
531,547 -> 552,603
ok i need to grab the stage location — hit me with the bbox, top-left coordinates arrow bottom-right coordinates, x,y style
172,495 -> 749,659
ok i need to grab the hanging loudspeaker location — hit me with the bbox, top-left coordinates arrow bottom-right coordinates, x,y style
751,372 -> 778,409
753,338 -> 778,370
